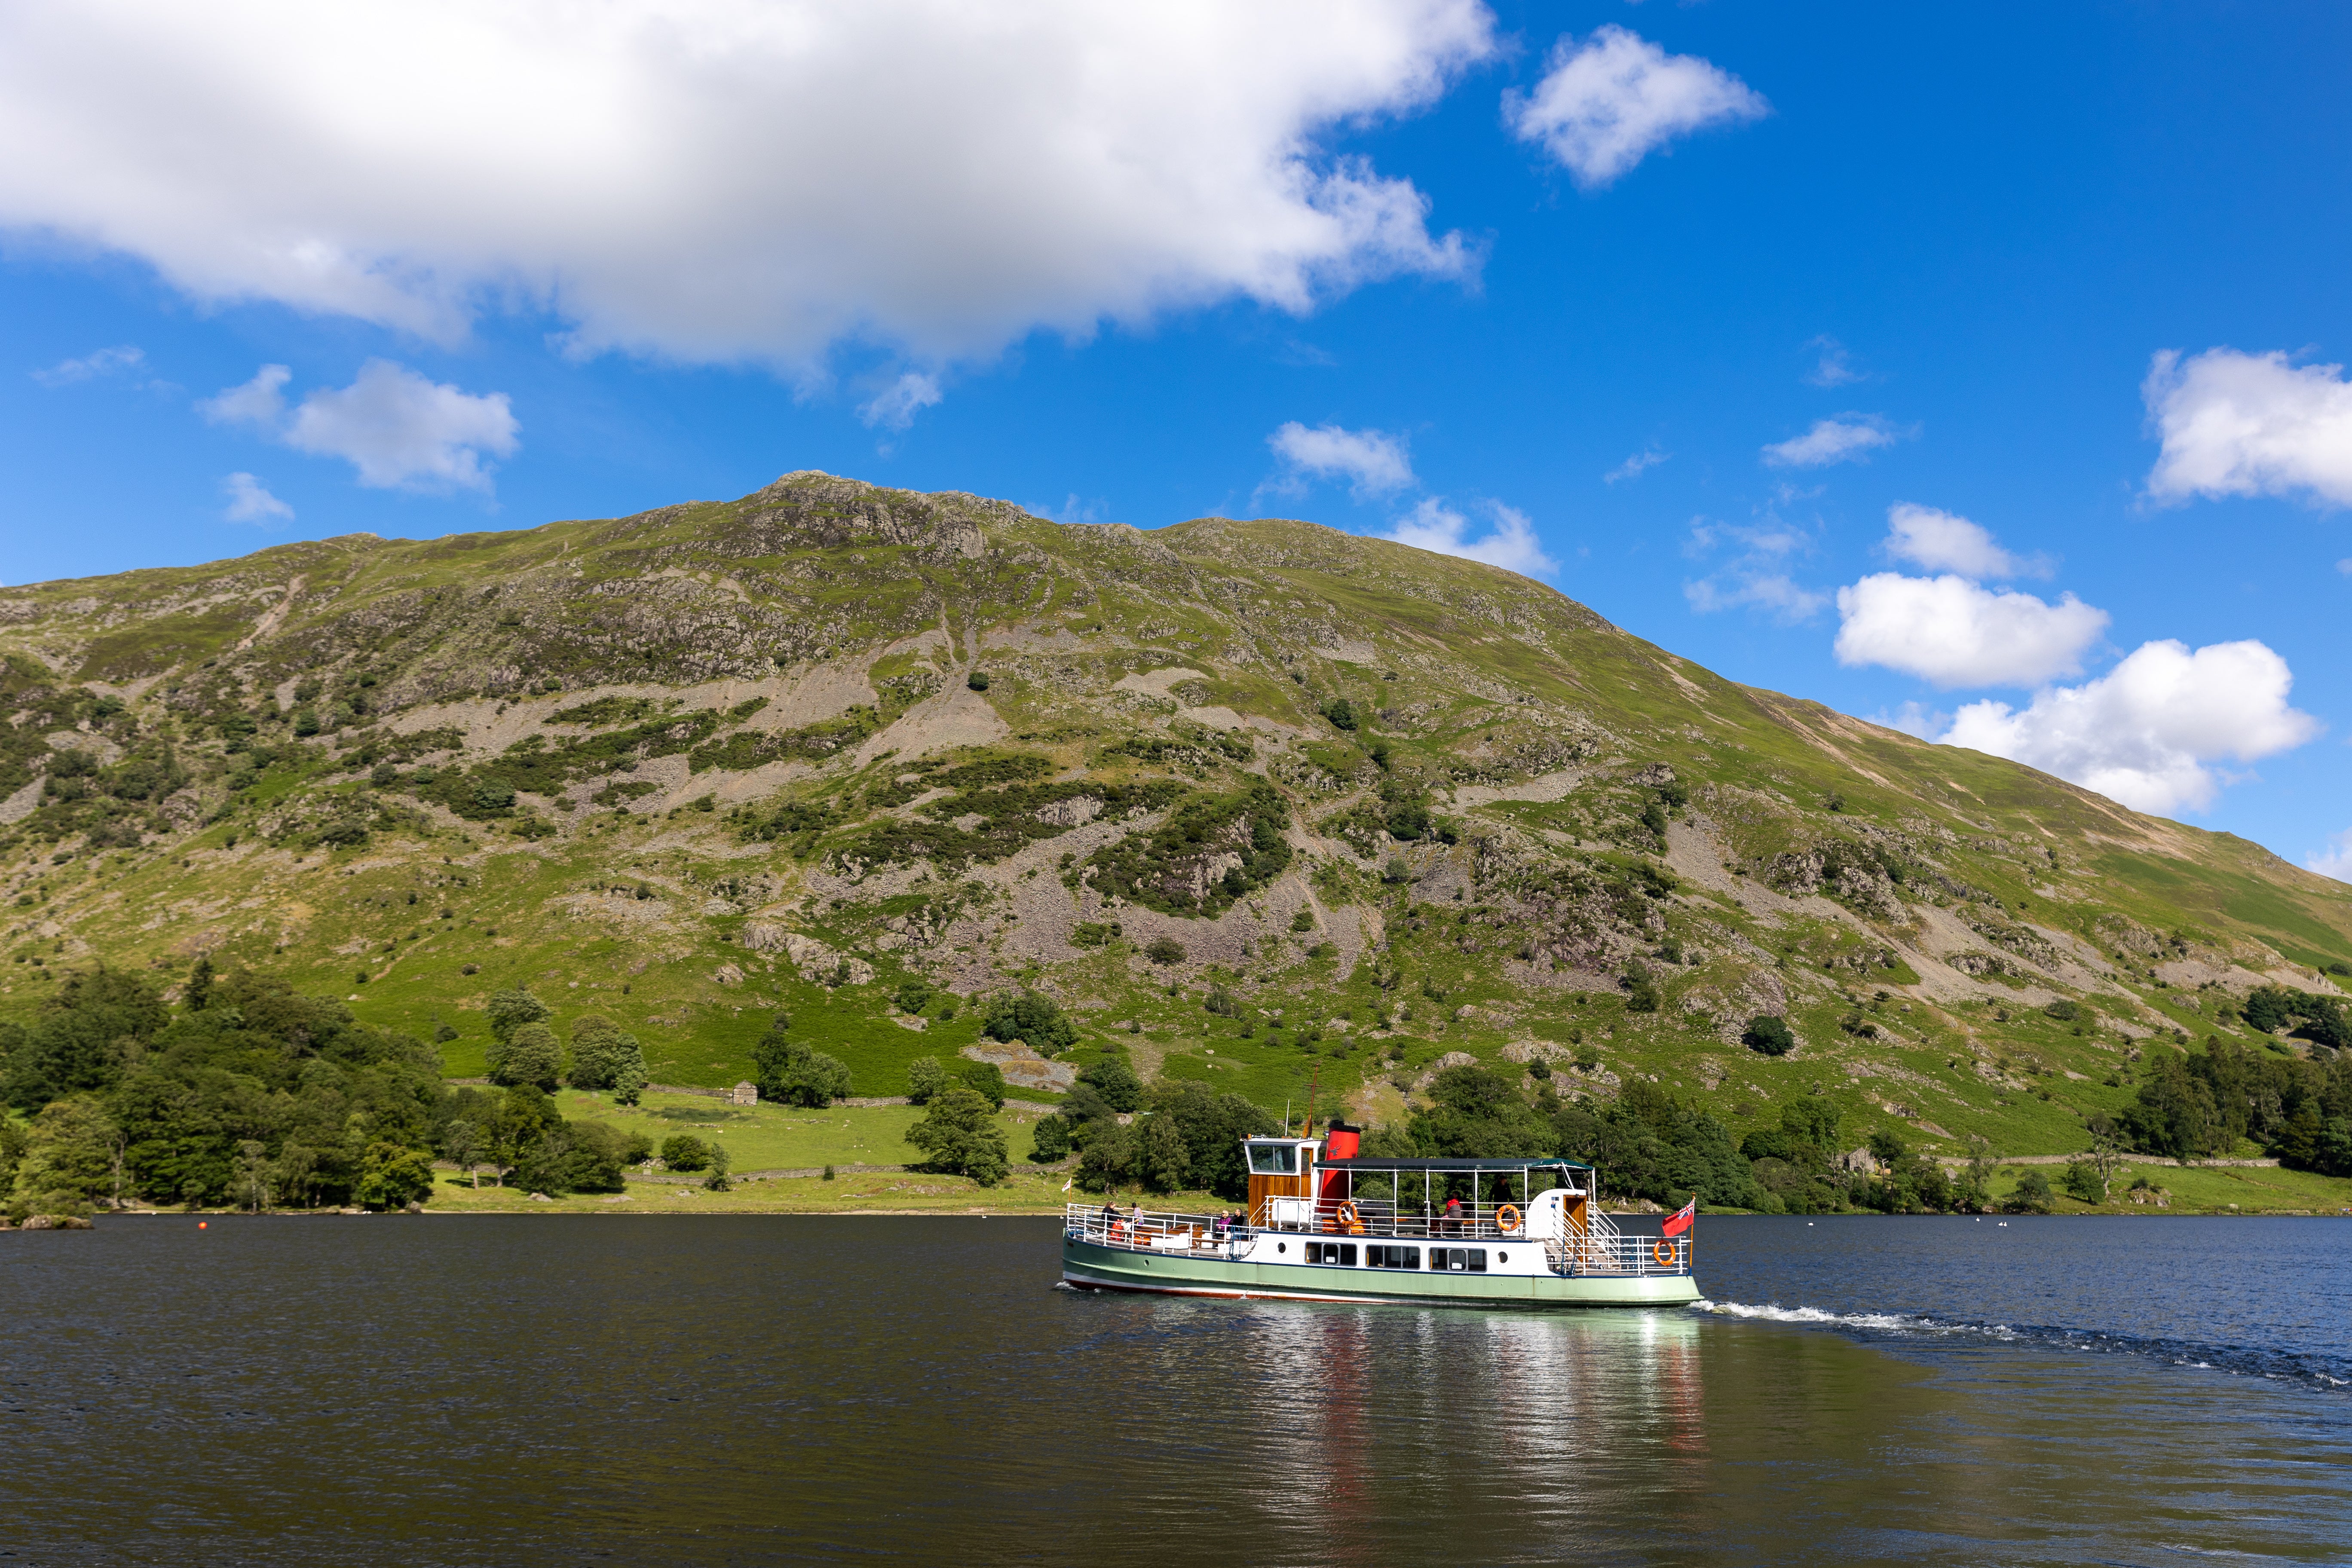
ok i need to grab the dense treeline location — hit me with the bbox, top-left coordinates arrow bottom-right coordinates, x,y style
0,964 -> 652,1220
2118,1035 -> 2352,1173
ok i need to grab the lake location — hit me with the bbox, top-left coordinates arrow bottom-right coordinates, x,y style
2,1213 -> 2346,1564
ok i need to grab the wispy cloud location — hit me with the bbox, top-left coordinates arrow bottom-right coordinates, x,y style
1682,514 -> 1827,621
2309,827 -> 2352,884
32,344 -> 149,387
1803,335 -> 1866,388
860,371 -> 942,431
1604,446 -> 1669,484
1761,414 -> 1910,469
221,472 -> 293,525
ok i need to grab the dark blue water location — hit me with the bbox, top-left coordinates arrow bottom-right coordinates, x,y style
1694,1214 -> 2352,1393
0,1213 -> 2345,1565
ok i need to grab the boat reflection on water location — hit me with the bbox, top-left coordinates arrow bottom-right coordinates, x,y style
1208,1302 -> 1709,1559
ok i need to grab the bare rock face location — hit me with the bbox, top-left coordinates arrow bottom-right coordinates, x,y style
960,1040 -> 1078,1092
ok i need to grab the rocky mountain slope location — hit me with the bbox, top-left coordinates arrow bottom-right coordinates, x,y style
3,470 -> 2348,1164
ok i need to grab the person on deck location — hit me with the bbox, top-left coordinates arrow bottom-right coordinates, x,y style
1443,1194 -> 1463,1236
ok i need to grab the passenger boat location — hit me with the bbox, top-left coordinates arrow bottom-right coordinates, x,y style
1061,1122 -> 1699,1308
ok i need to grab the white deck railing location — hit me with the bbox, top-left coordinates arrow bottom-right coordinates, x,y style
1063,1202 -> 1690,1276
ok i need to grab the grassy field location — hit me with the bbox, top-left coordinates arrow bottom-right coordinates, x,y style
549,1090 -> 1046,1171
1991,1161 -> 2352,1216
423,1165 -> 1077,1215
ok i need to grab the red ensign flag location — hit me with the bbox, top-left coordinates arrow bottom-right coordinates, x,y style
1661,1198 -> 1697,1237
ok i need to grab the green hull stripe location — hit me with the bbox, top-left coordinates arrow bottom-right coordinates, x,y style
1060,1239 -> 1701,1308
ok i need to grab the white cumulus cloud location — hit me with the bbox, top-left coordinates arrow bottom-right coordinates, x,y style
1505,25 -> 1766,189
1834,573 -> 2108,688
2309,829 -> 2352,884
220,472 -> 293,524
2144,347 -> 2352,507
203,360 -> 518,492
1267,422 -> 1416,496
1940,639 -> 2321,816
0,2 -> 1493,371
1883,502 -> 2045,579
1762,415 -> 1907,468
1384,496 -> 1553,575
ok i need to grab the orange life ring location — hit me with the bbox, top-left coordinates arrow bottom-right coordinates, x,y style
1652,1239 -> 1675,1266
1495,1204 -> 1522,1234
1334,1200 -> 1363,1234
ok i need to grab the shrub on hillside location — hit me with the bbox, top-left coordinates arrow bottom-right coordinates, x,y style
659,1134 -> 709,1172
1742,1015 -> 1796,1057
957,1059 -> 1007,1109
983,991 -> 1076,1056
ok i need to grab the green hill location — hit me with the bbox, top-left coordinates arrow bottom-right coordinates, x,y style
3,470 -> 2348,1202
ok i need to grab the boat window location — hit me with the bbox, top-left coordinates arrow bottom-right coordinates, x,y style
1368,1245 -> 1419,1269
1427,1248 -> 1488,1273
1248,1144 -> 1298,1174
1307,1243 -> 1357,1266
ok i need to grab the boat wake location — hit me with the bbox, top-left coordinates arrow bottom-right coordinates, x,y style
1690,1299 -> 2352,1393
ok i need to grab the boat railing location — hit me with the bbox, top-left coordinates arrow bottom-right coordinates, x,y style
1547,1231 -> 1690,1277
1064,1203 -> 1237,1253
1246,1196 -> 1565,1242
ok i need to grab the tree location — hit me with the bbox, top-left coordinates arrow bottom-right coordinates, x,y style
894,978 -> 935,1015
0,966 -> 170,1113
751,1023 -> 853,1107
2062,1158 -> 2107,1205
1320,697 -> 1358,731
1139,1114 -> 1191,1192
1142,1081 -> 1278,1198
1742,1014 -> 1796,1057
611,1053 -> 648,1107
1075,1121 -> 1137,1193
236,1139 -> 272,1213
704,1143 -> 732,1192
9,1095 -> 124,1220
906,1085 -> 1009,1186
1145,937 -> 1186,966
495,1022 -> 562,1090
2006,1169 -> 2054,1214
1623,970 -> 1660,1014
1030,1113 -> 1072,1162
484,987 -> 550,1043
567,1016 -> 639,1089
185,954 -> 215,1011
355,1141 -> 435,1210
906,1056 -> 950,1106
957,1060 -> 1007,1110
982,992 -> 1077,1056
1078,1057 -> 1142,1113
660,1134 -> 709,1172
444,1120 -> 483,1188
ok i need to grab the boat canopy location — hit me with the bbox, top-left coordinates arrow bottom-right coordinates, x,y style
1317,1157 -> 1593,1174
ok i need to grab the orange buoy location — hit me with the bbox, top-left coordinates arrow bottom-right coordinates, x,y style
198,1221 -> 208,1229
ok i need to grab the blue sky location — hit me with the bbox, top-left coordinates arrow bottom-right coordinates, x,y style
3,2 -> 2348,875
